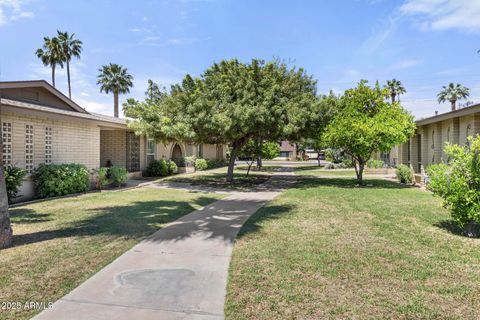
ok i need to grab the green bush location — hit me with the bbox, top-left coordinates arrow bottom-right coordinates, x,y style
167,160 -> 178,175
396,164 -> 413,184
195,158 -> 208,171
32,164 -> 89,198
367,159 -> 384,168
427,136 -> 480,236
206,159 -> 225,169
108,166 -> 128,187
341,159 -> 353,168
95,167 -> 110,189
4,166 -> 26,203
146,159 -> 169,177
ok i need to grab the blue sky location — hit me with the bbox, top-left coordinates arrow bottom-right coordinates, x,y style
1,0 -> 480,119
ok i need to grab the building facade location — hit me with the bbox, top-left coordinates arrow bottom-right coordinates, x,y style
387,104 -> 480,174
0,80 -> 226,202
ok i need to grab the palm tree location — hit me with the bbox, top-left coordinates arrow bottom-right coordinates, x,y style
57,31 -> 82,99
35,37 -> 63,87
385,79 -> 406,103
437,83 -> 470,111
97,63 -> 134,118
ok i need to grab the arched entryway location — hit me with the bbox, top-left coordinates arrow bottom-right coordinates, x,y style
171,143 -> 183,166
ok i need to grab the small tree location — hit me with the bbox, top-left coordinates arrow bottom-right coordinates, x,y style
324,80 -> 415,185
239,140 -> 280,176
125,59 -> 318,182
427,136 -> 480,237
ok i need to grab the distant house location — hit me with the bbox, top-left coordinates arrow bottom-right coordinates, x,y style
379,103 -> 480,173
0,80 -> 226,201
275,140 -> 297,160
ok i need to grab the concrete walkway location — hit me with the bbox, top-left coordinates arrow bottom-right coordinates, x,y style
34,170 -> 296,320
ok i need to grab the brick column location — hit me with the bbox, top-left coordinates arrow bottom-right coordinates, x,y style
473,113 -> 480,137
452,117 -> 460,145
410,134 -> 419,173
433,123 -> 443,164
420,127 -> 429,173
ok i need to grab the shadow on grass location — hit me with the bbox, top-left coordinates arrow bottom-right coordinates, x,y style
11,196 -> 218,247
10,208 -> 52,224
434,220 -> 480,238
295,176 -> 411,190
236,203 -> 296,238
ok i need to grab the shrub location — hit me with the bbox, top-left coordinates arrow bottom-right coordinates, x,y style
427,136 -> 480,237
32,164 -> 89,198
108,166 -> 128,187
94,167 -> 110,189
4,166 -> 26,203
195,158 -> 208,171
341,159 -> 353,168
206,159 -> 225,169
183,156 -> 196,167
167,160 -> 178,175
146,159 -> 169,177
367,159 -> 384,168
325,148 -> 345,163
396,164 -> 413,184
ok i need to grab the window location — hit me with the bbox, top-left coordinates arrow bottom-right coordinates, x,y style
197,144 -> 203,158
25,124 -> 34,173
2,122 -> 12,166
146,139 -> 155,165
45,127 -> 52,164
431,130 -> 435,150
446,126 -> 450,142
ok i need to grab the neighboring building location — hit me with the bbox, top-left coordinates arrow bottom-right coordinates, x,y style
383,103 -> 480,173
275,141 -> 297,160
0,80 -> 226,202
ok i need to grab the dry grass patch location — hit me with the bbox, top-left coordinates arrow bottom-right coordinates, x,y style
226,176 -> 480,319
0,187 -> 223,320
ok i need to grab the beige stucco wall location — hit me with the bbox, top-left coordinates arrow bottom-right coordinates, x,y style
152,142 -> 226,161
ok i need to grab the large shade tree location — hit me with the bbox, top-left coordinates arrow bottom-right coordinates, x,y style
57,30 -> 82,99
125,59 -> 318,182
324,80 -> 416,185
385,78 -> 406,103
35,36 -> 64,87
97,63 -> 134,118
437,83 -> 470,111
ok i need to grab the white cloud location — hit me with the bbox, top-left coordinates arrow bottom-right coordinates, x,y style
400,0 -> 480,32
360,13 -> 401,54
390,59 -> 422,70
0,0 -> 34,26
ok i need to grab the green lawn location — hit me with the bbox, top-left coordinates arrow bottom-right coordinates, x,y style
295,166 -> 357,177
165,167 -> 271,191
226,175 -> 480,319
0,187 -> 223,320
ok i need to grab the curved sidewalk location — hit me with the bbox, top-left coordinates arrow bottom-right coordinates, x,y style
33,170 -> 296,320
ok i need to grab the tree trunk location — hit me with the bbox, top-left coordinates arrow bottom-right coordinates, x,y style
67,60 -> 72,99
227,146 -> 239,183
52,65 -> 56,87
451,100 -> 456,111
256,138 -> 263,170
391,93 -> 396,104
0,107 -> 12,249
246,161 -> 253,176
357,161 -> 365,186
114,91 -> 119,118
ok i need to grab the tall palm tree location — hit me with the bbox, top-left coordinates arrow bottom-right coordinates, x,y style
385,79 -> 406,103
57,30 -> 82,99
437,83 -> 470,111
35,37 -> 63,87
97,63 -> 134,118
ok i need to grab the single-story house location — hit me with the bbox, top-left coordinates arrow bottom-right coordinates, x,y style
380,103 -> 480,174
0,80 -> 226,202
275,141 -> 297,160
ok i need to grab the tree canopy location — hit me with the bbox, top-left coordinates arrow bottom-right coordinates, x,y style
323,80 -> 416,185
125,58 -> 318,181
